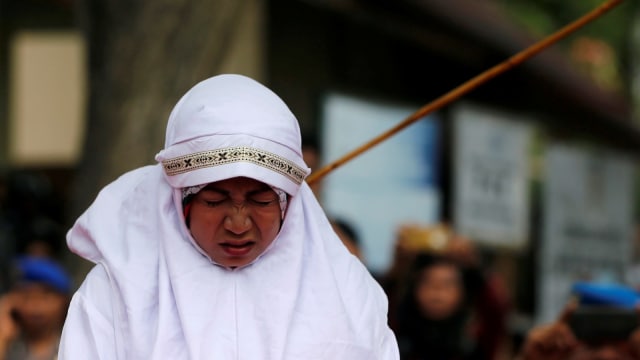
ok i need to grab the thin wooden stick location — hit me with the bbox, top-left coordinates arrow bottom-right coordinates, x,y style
307,0 -> 624,185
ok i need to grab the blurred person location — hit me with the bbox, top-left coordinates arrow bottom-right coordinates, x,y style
382,224 -> 448,283
4,171 -> 58,226
2,171 -> 64,271
301,136 -> 323,198
59,75 -> 399,359
518,301 -> 640,360
0,171 -> 14,293
381,224 -> 450,333
17,217 -> 64,259
331,217 -> 364,260
0,256 -> 71,360
446,235 -> 511,360
396,252 -> 490,360
381,224 -> 459,328
383,224 -> 510,359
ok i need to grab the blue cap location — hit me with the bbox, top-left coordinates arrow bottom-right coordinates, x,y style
572,282 -> 640,309
14,256 -> 72,294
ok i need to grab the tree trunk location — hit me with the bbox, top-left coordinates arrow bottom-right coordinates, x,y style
69,0 -> 265,275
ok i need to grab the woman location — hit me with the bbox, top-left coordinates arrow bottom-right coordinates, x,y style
59,75 -> 399,359
396,253 -> 485,360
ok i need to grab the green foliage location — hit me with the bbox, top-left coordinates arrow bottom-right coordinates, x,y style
496,0 -> 637,90
498,0 -> 634,45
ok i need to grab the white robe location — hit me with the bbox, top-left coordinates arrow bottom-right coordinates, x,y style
59,75 -> 399,359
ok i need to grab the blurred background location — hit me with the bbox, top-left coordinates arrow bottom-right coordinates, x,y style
1,0 -> 640,358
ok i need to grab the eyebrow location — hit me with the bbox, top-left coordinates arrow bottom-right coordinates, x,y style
201,185 -> 273,197
200,187 -> 228,196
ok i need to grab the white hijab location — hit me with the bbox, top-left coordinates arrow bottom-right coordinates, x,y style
60,75 -> 399,359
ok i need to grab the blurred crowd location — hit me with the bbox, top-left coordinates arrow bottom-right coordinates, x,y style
0,170 -> 71,360
0,170 -> 67,278
374,222 -> 640,360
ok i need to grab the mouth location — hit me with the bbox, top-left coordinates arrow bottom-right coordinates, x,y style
220,241 -> 255,257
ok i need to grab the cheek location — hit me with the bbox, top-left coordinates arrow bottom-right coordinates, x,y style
443,287 -> 463,306
188,209 -> 220,242
254,213 -> 282,238
41,297 -> 67,317
416,284 -> 435,304
191,226 -> 215,250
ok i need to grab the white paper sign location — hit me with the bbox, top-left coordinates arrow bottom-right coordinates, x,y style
452,103 -> 532,248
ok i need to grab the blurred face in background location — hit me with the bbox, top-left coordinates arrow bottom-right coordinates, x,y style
12,283 -> 68,335
415,262 -> 464,321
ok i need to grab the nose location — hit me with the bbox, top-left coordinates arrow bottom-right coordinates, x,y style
223,205 -> 252,234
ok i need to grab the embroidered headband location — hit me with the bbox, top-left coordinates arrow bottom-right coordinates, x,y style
161,146 -> 307,186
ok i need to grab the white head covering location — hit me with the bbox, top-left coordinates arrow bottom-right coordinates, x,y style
61,74 -> 399,359
156,74 -> 307,196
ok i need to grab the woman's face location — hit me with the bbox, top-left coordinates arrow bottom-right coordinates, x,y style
188,177 -> 283,268
415,263 -> 464,320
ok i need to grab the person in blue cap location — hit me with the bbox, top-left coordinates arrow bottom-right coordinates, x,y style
518,283 -> 640,360
0,256 -> 71,360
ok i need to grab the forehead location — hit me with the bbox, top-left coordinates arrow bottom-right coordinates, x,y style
202,177 -> 272,193
420,263 -> 461,279
14,282 -> 61,295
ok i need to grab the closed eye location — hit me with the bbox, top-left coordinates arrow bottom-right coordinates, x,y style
249,198 -> 277,207
204,199 -> 226,207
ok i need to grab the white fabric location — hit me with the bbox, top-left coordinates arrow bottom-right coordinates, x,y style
59,74 -> 399,359
155,74 -> 307,196
182,184 -> 207,198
